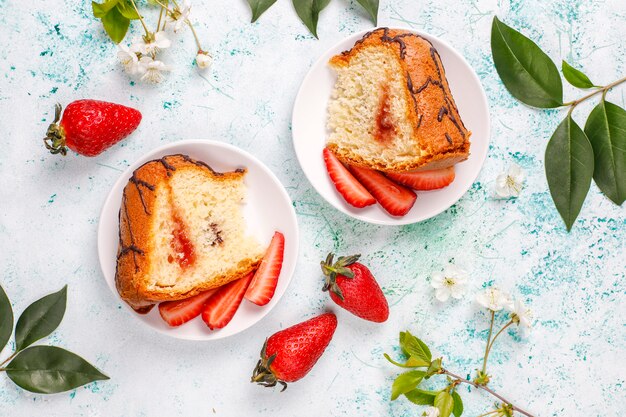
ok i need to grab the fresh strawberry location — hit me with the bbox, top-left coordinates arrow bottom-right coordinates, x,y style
245,231 -> 285,306
202,272 -> 254,330
251,313 -> 337,390
323,148 -> 376,208
348,165 -> 417,216
158,289 -> 218,327
386,166 -> 456,190
320,253 -> 389,322
43,100 -> 142,157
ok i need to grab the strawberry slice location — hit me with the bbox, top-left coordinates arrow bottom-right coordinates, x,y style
202,272 -> 254,330
348,165 -> 417,216
245,232 -> 285,306
158,289 -> 218,327
323,148 -> 376,208
386,167 -> 456,190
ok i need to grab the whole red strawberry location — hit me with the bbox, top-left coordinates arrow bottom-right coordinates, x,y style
251,313 -> 337,391
43,100 -> 142,156
320,253 -> 389,323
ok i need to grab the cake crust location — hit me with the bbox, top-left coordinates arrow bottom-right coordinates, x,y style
328,28 -> 471,172
115,154 -> 262,313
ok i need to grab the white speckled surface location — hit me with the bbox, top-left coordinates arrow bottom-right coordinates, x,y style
0,1 -> 624,416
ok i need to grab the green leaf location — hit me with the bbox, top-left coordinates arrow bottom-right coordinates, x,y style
92,0 -> 119,18
0,284 -> 13,353
425,357 -> 442,377
101,5 -> 130,44
404,389 -> 437,405
434,391 -> 455,417
6,346 -> 109,394
391,370 -> 425,400
292,0 -> 331,38
452,391 -> 464,417
401,331 -> 432,362
247,0 -> 278,23
584,100 -> 626,205
15,286 -> 67,352
383,353 -> 429,368
562,61 -> 595,89
355,0 -> 379,25
491,16 -> 563,108
545,115 -> 594,230
116,1 -> 141,20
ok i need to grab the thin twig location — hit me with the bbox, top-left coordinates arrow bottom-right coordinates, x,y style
565,75 -> 626,115
129,0 -> 150,35
0,351 -> 17,368
481,311 -> 495,374
442,369 -> 535,417
485,321 -> 514,359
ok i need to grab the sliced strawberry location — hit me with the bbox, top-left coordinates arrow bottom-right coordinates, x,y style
202,272 -> 254,330
348,165 -> 417,216
245,232 -> 285,306
158,289 -> 218,327
386,167 -> 456,190
323,148 -> 376,208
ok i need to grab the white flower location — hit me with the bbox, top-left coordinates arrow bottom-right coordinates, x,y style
431,264 -> 468,302
135,31 -> 171,55
508,299 -> 534,331
166,1 -> 191,33
495,163 -> 525,198
138,57 -> 170,84
476,287 -> 512,312
422,407 -> 440,417
117,44 -> 141,74
195,51 -> 212,70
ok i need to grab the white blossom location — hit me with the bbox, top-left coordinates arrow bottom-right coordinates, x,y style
422,406 -> 440,417
431,264 -> 468,302
195,51 -> 212,70
476,287 -> 512,312
495,163 -> 525,198
138,56 -> 170,84
167,1 -> 191,33
508,299 -> 534,331
135,31 -> 171,56
117,44 -> 141,74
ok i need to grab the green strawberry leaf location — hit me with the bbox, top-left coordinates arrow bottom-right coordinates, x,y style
247,0 -> 278,23
404,389 -> 437,405
562,61 -> 595,89
545,115 -> 594,230
491,16 -> 563,108
0,284 -> 13,353
435,391 -> 455,417
584,100 -> 626,205
355,0 -> 379,25
6,346 -> 109,394
15,286 -> 67,352
452,391 -> 464,417
292,0 -> 331,38
391,370 -> 425,400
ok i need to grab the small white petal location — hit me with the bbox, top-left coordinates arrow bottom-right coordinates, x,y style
196,52 -> 212,70
430,272 -> 445,289
435,288 -> 451,302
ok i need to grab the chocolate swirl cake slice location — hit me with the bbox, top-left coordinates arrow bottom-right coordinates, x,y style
327,28 -> 471,172
115,154 -> 264,313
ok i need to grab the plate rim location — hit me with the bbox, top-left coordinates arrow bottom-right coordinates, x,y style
291,26 -> 491,226
97,139 -> 300,341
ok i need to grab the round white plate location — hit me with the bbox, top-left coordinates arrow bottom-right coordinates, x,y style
98,140 -> 299,340
292,28 -> 490,225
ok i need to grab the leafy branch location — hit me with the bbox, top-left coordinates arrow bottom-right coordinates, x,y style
0,284 -> 108,394
386,317 -> 534,417
491,16 -> 626,230
246,0 -> 379,38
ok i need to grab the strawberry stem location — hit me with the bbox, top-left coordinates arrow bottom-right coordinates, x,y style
251,340 -> 287,391
320,253 -> 360,300
43,103 -> 68,156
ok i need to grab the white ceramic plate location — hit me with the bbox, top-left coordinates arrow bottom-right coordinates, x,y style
97,140 -> 299,340
292,28 -> 490,225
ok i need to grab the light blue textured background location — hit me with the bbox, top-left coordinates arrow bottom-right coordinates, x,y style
0,0 -> 624,416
